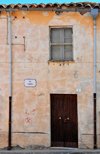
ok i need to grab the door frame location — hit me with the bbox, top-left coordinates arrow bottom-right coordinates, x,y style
50,93 -> 78,148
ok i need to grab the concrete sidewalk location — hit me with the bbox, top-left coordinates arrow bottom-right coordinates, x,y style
1,148 -> 100,154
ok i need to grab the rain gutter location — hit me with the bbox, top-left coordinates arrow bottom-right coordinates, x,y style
19,8 -> 100,12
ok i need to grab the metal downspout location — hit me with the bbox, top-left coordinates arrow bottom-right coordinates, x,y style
94,19 -> 97,149
94,19 -> 96,94
7,11 -> 12,150
91,9 -> 98,149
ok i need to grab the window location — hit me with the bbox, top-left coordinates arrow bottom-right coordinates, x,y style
50,27 -> 73,61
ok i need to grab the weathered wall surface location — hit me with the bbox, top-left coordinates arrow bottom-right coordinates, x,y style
0,10 -> 100,149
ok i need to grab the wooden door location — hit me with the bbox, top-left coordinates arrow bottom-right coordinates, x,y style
51,94 -> 78,148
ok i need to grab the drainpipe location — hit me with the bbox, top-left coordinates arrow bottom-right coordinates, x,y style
7,11 -> 12,150
91,9 -> 98,149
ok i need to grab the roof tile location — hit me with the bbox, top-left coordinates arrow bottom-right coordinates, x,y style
0,2 -> 100,9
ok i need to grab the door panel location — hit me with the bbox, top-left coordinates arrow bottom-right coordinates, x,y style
64,94 -> 78,147
51,94 -> 64,147
51,94 -> 78,148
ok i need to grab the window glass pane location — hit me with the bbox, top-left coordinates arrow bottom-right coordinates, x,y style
64,38 -> 72,43
64,45 -> 72,52
50,28 -> 73,61
64,51 -> 73,60
64,28 -> 72,38
51,29 -> 60,43
51,45 -> 61,60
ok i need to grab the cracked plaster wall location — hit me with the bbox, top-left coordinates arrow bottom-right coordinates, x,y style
0,10 -> 100,149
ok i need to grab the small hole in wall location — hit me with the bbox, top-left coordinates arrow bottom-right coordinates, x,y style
55,11 -> 63,15
55,11 -> 60,15
15,36 -> 17,38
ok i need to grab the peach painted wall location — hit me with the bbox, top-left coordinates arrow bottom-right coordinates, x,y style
0,10 -> 100,149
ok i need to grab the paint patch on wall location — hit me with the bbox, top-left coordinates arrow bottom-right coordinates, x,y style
25,109 -> 36,116
25,117 -> 32,123
43,12 -> 49,16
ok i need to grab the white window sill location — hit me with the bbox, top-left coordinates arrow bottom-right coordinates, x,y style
48,60 -> 75,63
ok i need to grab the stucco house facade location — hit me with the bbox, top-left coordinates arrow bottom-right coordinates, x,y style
0,2 -> 100,149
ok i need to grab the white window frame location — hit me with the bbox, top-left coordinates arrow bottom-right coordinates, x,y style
49,26 -> 74,61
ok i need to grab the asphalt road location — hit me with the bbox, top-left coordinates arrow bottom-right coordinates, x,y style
1,149 -> 100,154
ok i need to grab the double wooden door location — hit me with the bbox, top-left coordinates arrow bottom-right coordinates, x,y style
51,94 -> 78,148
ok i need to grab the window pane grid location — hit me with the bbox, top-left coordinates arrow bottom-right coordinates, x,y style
50,28 -> 73,61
